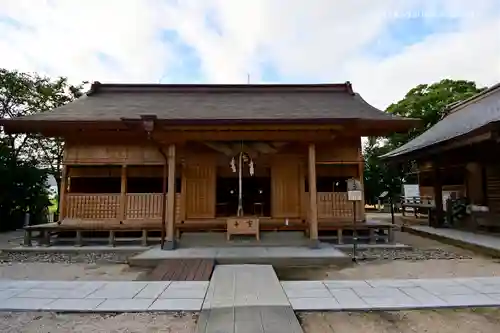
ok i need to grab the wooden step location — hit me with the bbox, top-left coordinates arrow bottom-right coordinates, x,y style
145,259 -> 215,281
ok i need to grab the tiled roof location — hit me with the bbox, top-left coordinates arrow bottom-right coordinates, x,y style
383,83 -> 500,159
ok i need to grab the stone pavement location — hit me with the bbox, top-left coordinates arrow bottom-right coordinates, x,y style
0,280 -> 208,312
2,274 -> 500,313
283,277 -> 500,310
405,225 -> 500,254
197,265 -> 301,333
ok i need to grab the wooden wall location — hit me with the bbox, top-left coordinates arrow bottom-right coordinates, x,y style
64,144 -> 164,165
63,140 -> 363,221
466,162 -> 484,205
315,138 -> 361,163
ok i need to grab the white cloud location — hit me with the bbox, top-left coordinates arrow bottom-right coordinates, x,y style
0,0 -> 172,82
0,0 -> 499,109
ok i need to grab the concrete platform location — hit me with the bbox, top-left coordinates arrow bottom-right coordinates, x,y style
128,244 -> 350,267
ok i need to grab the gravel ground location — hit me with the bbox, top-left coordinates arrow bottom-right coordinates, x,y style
299,308 -> 500,333
0,312 -> 197,333
0,251 -> 136,264
0,251 -> 148,281
277,231 -> 500,280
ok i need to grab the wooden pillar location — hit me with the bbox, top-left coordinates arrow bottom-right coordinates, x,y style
119,165 -> 127,222
357,148 -> 366,221
308,143 -> 319,243
58,165 -> 68,221
166,144 -> 176,249
433,163 -> 444,227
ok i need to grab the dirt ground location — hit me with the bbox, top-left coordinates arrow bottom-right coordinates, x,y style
300,308 -> 500,333
0,312 -> 198,333
295,229 -> 500,332
2,226 -> 500,332
0,250 -> 150,280
0,262 -> 147,280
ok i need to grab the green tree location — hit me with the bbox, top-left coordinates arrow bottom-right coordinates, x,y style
0,141 -> 50,231
385,79 -> 485,148
364,79 -> 486,202
0,69 -> 85,201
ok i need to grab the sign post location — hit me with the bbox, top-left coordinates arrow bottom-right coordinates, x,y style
347,178 -> 363,262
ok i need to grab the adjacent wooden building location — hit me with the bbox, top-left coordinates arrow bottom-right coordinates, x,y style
1,82 -> 416,248
384,83 -> 500,228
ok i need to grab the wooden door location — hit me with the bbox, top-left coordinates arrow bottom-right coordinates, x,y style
486,165 -> 500,214
271,157 -> 301,218
183,161 -> 216,219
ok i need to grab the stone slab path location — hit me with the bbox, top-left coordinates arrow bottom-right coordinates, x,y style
2,275 -> 500,313
283,277 -> 500,311
0,280 -> 208,312
197,265 -> 302,333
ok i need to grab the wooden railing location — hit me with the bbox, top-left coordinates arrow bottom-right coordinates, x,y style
308,192 -> 364,219
66,194 -> 121,220
317,193 -> 352,218
64,193 -> 181,222
126,193 -> 164,219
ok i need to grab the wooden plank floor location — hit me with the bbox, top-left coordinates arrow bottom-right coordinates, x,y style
145,259 -> 215,281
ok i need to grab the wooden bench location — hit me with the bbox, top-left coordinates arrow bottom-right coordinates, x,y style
145,259 -> 215,281
23,222 -> 163,247
401,196 -> 435,219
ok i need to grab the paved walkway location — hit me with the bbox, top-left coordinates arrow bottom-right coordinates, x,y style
405,225 -> 500,254
2,274 -> 500,312
283,277 -> 500,310
197,265 -> 301,333
0,280 -> 208,312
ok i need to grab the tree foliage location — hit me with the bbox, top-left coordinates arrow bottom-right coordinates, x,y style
0,142 -> 50,231
0,69 -> 85,229
0,68 -> 85,187
363,79 -> 486,203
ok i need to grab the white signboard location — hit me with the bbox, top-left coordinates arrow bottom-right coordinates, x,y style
403,184 -> 420,198
348,190 -> 363,201
347,178 -> 363,201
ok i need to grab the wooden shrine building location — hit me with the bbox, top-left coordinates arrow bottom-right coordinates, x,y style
1,82 -> 416,248
383,83 -> 500,229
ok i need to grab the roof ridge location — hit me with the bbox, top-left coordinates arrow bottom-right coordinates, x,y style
445,82 -> 500,115
87,81 -> 356,95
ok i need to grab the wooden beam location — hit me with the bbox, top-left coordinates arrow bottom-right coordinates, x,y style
203,142 -> 234,156
160,124 -> 343,131
59,165 -> 68,221
166,144 -> 176,246
119,165 -> 127,222
252,142 -> 278,154
308,143 -> 319,241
